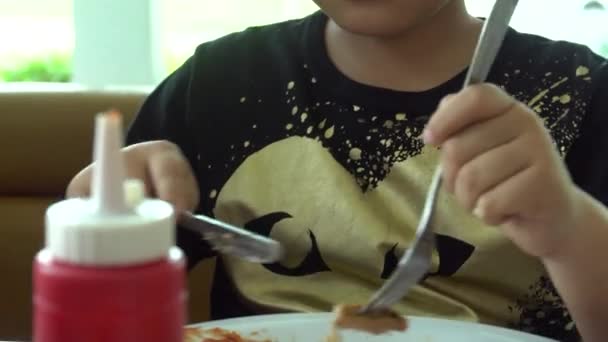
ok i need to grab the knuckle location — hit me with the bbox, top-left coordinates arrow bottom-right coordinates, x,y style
151,150 -> 191,176
515,104 -> 547,136
151,158 -> 181,180
460,164 -> 480,192
476,194 -> 501,224
152,161 -> 198,192
173,159 -> 196,180
463,84 -> 491,107
441,139 -> 463,166
477,83 -> 499,95
153,140 -> 180,152
154,178 -> 178,199
455,163 -> 481,210
159,180 -> 199,212
441,158 -> 457,193
125,140 -> 180,157
519,103 -> 542,124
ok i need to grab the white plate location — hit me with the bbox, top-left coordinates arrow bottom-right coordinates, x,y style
186,313 -> 557,341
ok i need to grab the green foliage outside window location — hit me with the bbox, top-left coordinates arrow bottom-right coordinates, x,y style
0,54 -> 72,82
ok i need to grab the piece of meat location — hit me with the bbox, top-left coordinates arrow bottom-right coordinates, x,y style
331,304 -> 408,335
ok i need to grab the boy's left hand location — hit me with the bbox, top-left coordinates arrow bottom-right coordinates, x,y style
423,83 -> 584,259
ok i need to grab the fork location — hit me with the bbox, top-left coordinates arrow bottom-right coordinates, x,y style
359,0 -> 519,314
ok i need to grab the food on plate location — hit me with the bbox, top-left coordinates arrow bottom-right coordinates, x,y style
185,305 -> 408,342
183,327 -> 271,342
326,304 -> 408,340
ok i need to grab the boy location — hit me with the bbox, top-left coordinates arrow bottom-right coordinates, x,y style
67,1 -> 608,341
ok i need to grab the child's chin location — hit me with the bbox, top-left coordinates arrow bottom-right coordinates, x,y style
321,0 -> 447,37
330,9 -> 430,37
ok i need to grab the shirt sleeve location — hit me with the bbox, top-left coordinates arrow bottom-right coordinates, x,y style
126,58 -> 216,270
566,61 -> 608,206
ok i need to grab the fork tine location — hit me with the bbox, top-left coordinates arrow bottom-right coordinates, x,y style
360,169 -> 440,313
364,246 -> 432,310
361,222 -> 435,312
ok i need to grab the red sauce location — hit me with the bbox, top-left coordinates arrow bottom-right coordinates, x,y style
185,327 -> 272,342
201,328 -> 246,342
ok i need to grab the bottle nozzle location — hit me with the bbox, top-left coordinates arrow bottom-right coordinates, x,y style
91,110 -> 129,215
45,110 -> 174,265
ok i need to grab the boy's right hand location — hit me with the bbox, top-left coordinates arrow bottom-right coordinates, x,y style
66,140 -> 200,213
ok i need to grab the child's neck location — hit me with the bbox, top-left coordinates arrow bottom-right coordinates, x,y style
325,1 -> 482,93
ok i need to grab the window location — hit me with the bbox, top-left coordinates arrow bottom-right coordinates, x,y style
160,0 -> 319,72
0,0 -> 73,82
0,0 -> 606,84
466,0 -> 608,55
161,0 -> 607,70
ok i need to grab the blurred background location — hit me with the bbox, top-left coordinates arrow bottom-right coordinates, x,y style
0,0 -> 606,87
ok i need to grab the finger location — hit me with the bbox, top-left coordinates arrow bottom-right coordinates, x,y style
66,149 -> 151,199
66,165 -> 94,198
425,83 -> 516,145
123,146 -> 154,196
441,108 -> 525,192
453,136 -> 532,211
147,148 -> 199,213
473,164 -> 540,226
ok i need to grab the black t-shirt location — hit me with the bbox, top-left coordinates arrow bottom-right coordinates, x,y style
127,11 -> 608,341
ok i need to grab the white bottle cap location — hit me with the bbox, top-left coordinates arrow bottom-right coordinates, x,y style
45,111 -> 175,265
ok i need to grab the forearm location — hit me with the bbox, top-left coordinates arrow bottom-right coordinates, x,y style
542,189 -> 608,342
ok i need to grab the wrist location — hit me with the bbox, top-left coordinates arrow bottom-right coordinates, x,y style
542,188 -> 607,265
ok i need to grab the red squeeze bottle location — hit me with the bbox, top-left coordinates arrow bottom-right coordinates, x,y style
32,111 -> 187,342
